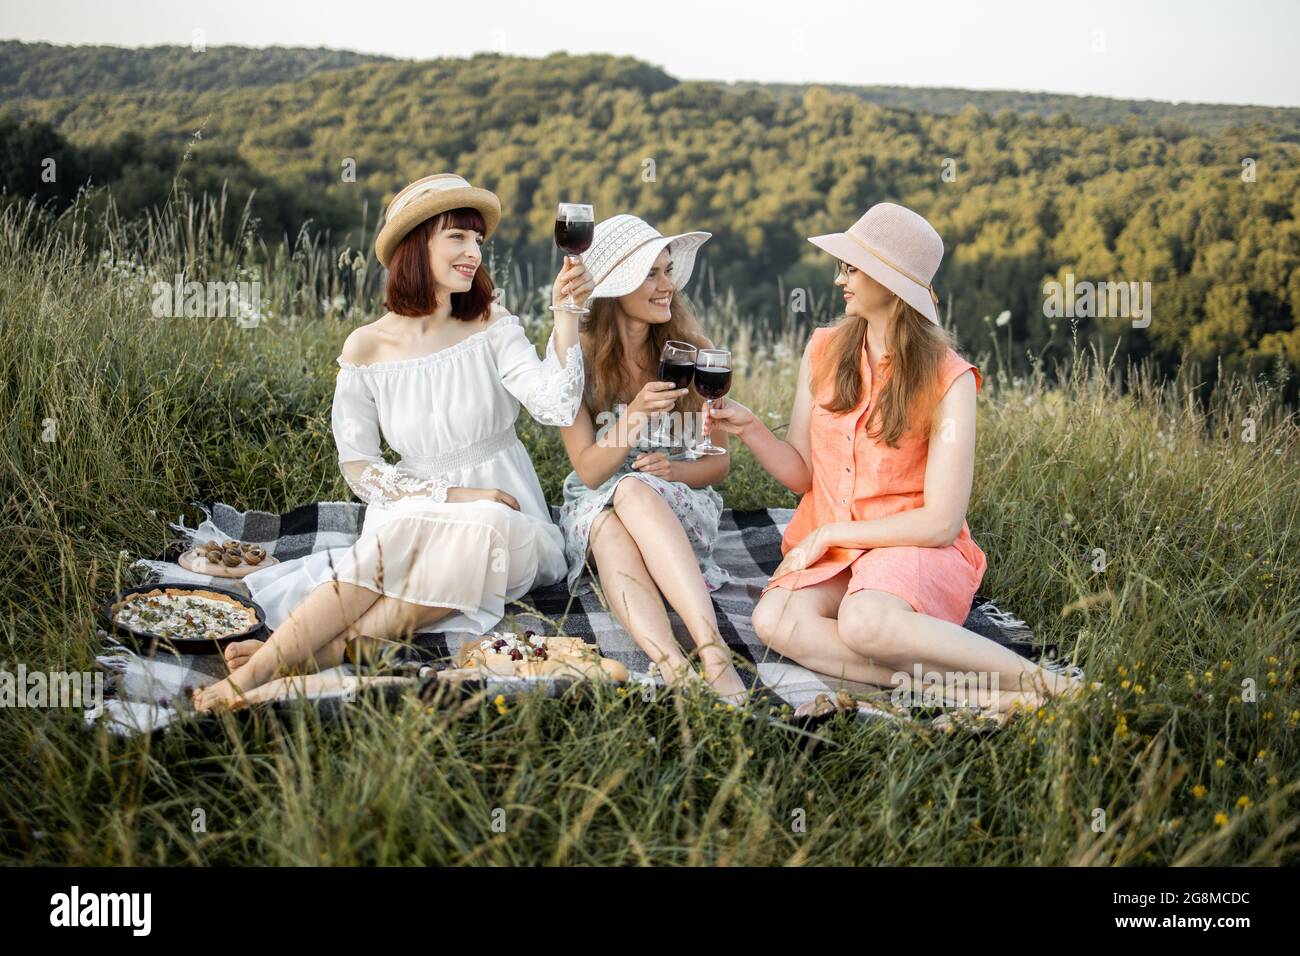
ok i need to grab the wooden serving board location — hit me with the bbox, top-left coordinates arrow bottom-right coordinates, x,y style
178,548 -> 279,579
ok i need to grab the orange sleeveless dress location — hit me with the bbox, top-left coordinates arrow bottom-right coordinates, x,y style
761,328 -> 987,625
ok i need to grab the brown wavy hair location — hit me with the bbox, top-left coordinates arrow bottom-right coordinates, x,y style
383,207 -> 495,319
813,297 -> 953,447
580,293 -> 711,420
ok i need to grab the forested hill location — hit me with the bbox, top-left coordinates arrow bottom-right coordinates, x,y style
2,42 -> 1298,382
731,81 -> 1300,141
0,41 -> 393,98
4,40 -> 1297,138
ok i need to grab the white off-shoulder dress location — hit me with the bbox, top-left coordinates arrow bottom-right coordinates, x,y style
242,306 -> 584,636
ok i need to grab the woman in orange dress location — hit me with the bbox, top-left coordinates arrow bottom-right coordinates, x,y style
708,202 -> 1078,719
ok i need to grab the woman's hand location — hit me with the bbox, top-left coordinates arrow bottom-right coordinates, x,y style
624,381 -> 688,440
707,396 -> 758,441
771,526 -> 833,579
631,451 -> 675,482
551,257 -> 595,312
446,486 -> 521,510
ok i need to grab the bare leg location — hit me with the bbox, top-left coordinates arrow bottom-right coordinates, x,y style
588,510 -> 697,687
329,592 -> 454,666
836,589 -> 1081,714
752,570 -> 900,686
221,578 -> 428,673
193,581 -> 451,711
609,478 -> 746,701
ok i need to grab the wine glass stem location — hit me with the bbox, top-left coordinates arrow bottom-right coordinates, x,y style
704,399 -> 714,447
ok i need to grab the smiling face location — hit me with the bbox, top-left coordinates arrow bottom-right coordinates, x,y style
427,223 -> 484,294
835,260 -> 895,318
616,248 -> 676,324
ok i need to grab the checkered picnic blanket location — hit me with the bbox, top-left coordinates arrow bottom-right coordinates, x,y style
101,499 -> 1052,735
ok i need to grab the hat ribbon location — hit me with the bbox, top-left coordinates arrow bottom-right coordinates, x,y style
845,231 -> 940,305
386,175 -> 472,220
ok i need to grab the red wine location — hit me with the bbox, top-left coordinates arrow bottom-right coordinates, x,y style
694,366 -> 732,400
657,359 -> 696,390
555,219 -> 594,256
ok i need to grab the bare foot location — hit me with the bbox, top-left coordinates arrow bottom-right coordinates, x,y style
190,675 -> 253,713
793,690 -> 857,720
223,639 -> 265,672
704,665 -> 748,706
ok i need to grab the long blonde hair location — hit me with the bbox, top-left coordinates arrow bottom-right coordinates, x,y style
813,297 -> 953,447
580,294 -> 710,419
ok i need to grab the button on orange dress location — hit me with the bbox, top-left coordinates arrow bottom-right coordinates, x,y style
762,328 -> 987,625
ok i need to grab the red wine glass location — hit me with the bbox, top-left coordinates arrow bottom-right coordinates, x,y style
647,340 -> 696,448
693,348 -> 731,456
552,202 -> 594,314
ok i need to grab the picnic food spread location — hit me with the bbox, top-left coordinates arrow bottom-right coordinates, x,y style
112,587 -> 259,641
179,537 -> 277,578
197,538 -> 267,568
454,629 -> 629,681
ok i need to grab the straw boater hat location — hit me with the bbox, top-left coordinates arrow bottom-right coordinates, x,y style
807,202 -> 943,324
374,173 -> 501,268
582,214 -> 711,299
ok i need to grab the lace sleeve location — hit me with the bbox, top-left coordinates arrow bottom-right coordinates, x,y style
331,365 -> 450,506
490,315 -> 585,426
338,460 -> 450,507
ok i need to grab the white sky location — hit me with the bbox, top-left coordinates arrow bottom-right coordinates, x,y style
3,0 -> 1298,107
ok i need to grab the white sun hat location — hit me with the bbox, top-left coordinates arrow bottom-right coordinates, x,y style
807,202 -> 944,324
582,214 -> 711,300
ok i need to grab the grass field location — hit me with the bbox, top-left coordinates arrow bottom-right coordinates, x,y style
1,196 -> 1297,865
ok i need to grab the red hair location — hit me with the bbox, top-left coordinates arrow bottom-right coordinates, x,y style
383,207 -> 495,319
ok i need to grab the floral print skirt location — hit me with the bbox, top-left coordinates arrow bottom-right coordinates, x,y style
558,456 -> 733,597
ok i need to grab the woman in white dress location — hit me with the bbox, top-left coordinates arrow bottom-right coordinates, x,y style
193,173 -> 592,711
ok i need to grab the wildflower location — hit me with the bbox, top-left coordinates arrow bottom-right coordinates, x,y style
1090,755 -> 1100,766
1192,784 -> 1207,799
1215,758 -> 1225,769
1236,795 -> 1253,810
493,693 -> 508,715
1221,659 -> 1231,671
1120,680 -> 1130,690
1214,812 -> 1229,827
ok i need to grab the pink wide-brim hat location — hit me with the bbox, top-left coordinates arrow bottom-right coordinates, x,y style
808,202 -> 943,323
